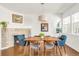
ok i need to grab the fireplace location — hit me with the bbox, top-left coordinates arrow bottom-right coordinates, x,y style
13,28 -> 31,46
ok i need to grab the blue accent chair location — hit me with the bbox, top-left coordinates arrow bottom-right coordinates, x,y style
58,35 -> 67,46
56,35 -> 67,55
14,35 -> 28,46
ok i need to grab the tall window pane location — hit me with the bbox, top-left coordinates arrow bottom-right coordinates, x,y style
72,12 -> 79,33
63,16 -> 70,33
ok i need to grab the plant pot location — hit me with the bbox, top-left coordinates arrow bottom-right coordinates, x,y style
41,36 -> 44,39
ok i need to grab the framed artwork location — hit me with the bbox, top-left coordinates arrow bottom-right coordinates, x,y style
12,14 -> 23,23
41,23 -> 48,32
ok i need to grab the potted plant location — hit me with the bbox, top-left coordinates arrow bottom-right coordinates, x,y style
39,32 -> 45,39
0,21 -> 7,31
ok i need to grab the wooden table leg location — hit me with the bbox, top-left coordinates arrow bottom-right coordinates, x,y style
29,42 -> 31,56
40,41 -> 44,56
24,46 -> 27,56
44,41 -> 46,56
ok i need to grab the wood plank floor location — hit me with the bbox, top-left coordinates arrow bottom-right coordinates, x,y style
1,45 -> 79,56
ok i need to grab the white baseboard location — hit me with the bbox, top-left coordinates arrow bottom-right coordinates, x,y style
66,43 -> 79,52
0,45 -> 14,50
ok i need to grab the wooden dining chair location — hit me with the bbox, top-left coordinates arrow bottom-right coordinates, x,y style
30,36 -> 41,56
44,37 -> 55,56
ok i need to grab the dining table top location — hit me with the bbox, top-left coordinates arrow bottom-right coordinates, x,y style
26,36 -> 59,43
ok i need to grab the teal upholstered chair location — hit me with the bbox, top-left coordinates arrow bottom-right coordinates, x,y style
58,35 -> 67,46
55,35 -> 67,55
14,35 -> 30,55
14,35 -> 29,46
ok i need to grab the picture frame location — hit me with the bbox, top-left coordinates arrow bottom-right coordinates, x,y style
41,23 -> 48,32
12,14 -> 23,23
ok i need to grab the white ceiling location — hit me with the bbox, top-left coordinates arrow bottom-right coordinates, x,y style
0,3 -> 76,16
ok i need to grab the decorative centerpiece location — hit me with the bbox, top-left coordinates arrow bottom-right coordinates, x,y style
39,32 -> 45,39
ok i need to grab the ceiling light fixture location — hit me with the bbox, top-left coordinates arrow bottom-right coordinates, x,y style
39,3 -> 48,22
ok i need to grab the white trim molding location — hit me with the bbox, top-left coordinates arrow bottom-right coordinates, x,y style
0,45 -> 14,50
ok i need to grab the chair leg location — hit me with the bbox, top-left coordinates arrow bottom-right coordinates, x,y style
58,46 -> 62,56
45,49 -> 46,56
44,46 -> 46,56
30,46 -> 32,56
51,48 -> 53,56
63,45 -> 66,55
38,48 -> 40,56
29,42 -> 32,56
54,45 -> 56,56
27,46 -> 30,56
32,49 -> 35,56
54,45 -> 58,56
56,46 -> 58,55
19,46 -> 23,53
28,45 -> 30,56
23,46 -> 28,55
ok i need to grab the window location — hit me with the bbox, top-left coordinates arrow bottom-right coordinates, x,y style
56,21 -> 62,33
72,12 -> 79,33
62,12 -> 79,34
63,16 -> 70,33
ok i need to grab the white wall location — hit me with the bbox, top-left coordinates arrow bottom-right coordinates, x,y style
24,14 -> 60,36
65,34 -> 79,52
0,5 -> 28,50
0,28 -> 1,50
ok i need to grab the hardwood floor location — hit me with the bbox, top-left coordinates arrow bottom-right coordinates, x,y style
1,45 -> 79,56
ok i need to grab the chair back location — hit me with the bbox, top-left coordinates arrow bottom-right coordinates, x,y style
14,35 -> 26,46
16,35 -> 25,41
58,35 -> 67,46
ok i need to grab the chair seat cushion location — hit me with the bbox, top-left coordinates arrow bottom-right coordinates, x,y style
45,43 -> 54,49
30,43 -> 40,50
19,41 -> 26,46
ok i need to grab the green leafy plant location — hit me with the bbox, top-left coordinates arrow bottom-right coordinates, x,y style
39,32 -> 45,38
0,21 -> 7,28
